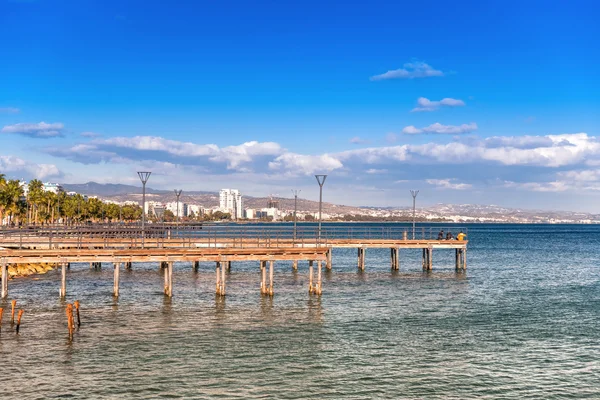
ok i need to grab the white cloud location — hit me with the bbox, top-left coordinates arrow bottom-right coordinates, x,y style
0,155 -> 61,179
402,122 -> 477,135
81,131 -> 101,138
1,122 -> 64,138
427,179 -> 472,190
0,107 -> 20,114
366,168 -> 388,174
370,61 -> 444,81
411,97 -> 465,112
385,133 -> 398,143
349,136 -> 368,145
268,153 -> 343,175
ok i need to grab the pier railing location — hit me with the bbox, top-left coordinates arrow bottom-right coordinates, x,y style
0,224 -> 468,250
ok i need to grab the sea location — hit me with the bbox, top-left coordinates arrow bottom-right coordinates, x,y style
1,223 -> 599,399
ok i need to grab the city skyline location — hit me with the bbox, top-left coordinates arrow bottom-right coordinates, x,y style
1,1 -> 599,211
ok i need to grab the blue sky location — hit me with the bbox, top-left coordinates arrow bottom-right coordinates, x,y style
1,0 -> 599,211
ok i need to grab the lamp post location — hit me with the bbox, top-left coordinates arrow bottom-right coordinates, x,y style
410,190 -> 419,240
314,175 -> 327,242
291,189 -> 300,241
137,171 -> 151,248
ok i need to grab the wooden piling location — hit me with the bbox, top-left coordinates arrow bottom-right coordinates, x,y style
220,260 -> 226,296
455,249 -> 460,270
316,260 -> 322,295
165,261 -> 173,297
11,300 -> 16,324
66,303 -> 74,340
16,310 -> 23,334
216,262 -> 221,294
74,300 -> 80,327
427,248 -> 433,270
164,262 -> 170,295
113,262 -> 120,297
125,261 -> 132,269
326,249 -> 332,270
60,262 -> 67,298
1,261 -> 7,299
292,260 -> 298,270
193,261 -> 199,271
261,261 -> 267,294
0,308 -> 3,333
358,248 -> 366,270
308,260 -> 314,294
390,248 -> 399,270
462,249 -> 467,270
422,248 -> 426,269
268,261 -> 274,296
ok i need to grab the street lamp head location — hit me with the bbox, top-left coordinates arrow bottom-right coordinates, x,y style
137,171 -> 151,184
410,189 -> 419,198
174,189 -> 182,197
315,174 -> 327,186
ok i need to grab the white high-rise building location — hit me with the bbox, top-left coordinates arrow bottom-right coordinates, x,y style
219,189 -> 243,219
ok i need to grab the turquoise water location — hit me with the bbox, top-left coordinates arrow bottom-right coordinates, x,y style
1,224 -> 599,399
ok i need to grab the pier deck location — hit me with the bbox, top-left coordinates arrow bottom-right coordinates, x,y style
0,224 -> 468,299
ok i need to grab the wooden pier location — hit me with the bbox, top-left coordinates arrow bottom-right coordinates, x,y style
0,224 -> 468,299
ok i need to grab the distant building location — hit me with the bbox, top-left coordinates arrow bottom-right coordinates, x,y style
245,209 -> 256,219
145,201 -> 164,216
187,204 -> 204,217
219,189 -> 243,219
166,201 -> 188,217
43,182 -> 64,194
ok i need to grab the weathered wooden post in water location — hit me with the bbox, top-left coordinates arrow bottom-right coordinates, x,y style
358,248 -> 366,270
113,262 -> 121,297
66,304 -> 74,340
0,307 -> 3,333
59,260 -> 67,298
268,260 -> 274,296
326,249 -> 332,270
308,260 -> 314,293
15,310 -> 24,334
163,261 -> 173,297
74,300 -> 81,327
1,259 -> 8,299
391,248 -> 399,270
260,261 -> 267,295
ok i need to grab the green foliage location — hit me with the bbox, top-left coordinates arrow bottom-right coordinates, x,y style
0,177 -> 143,225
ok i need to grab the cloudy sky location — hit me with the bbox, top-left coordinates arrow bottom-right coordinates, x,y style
1,0 -> 599,211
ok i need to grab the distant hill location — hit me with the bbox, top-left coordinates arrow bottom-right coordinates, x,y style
62,182 -> 169,196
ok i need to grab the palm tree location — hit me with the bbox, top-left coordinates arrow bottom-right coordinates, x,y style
27,179 -> 44,224
4,180 -> 24,225
0,173 -> 7,224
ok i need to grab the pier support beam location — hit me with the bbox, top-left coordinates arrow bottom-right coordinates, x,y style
113,262 -> 120,297
316,261 -> 323,295
455,249 -> 467,270
59,261 -> 67,298
125,261 -> 132,270
267,261 -> 274,296
260,261 -> 267,294
164,261 -> 173,297
1,260 -> 8,299
390,248 -> 399,270
308,260 -> 314,294
193,261 -> 199,272
292,260 -> 298,270
216,262 -> 225,296
422,248 -> 432,271
358,248 -> 366,270
326,249 -> 332,270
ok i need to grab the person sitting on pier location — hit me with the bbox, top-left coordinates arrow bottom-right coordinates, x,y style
437,230 -> 444,240
457,231 -> 466,241
446,231 -> 453,240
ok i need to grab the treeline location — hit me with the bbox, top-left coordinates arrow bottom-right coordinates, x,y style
0,176 -> 142,225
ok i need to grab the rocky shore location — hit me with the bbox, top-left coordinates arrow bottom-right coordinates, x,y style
5,263 -> 58,279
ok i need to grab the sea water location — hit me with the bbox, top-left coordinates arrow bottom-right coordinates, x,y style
1,224 -> 599,399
